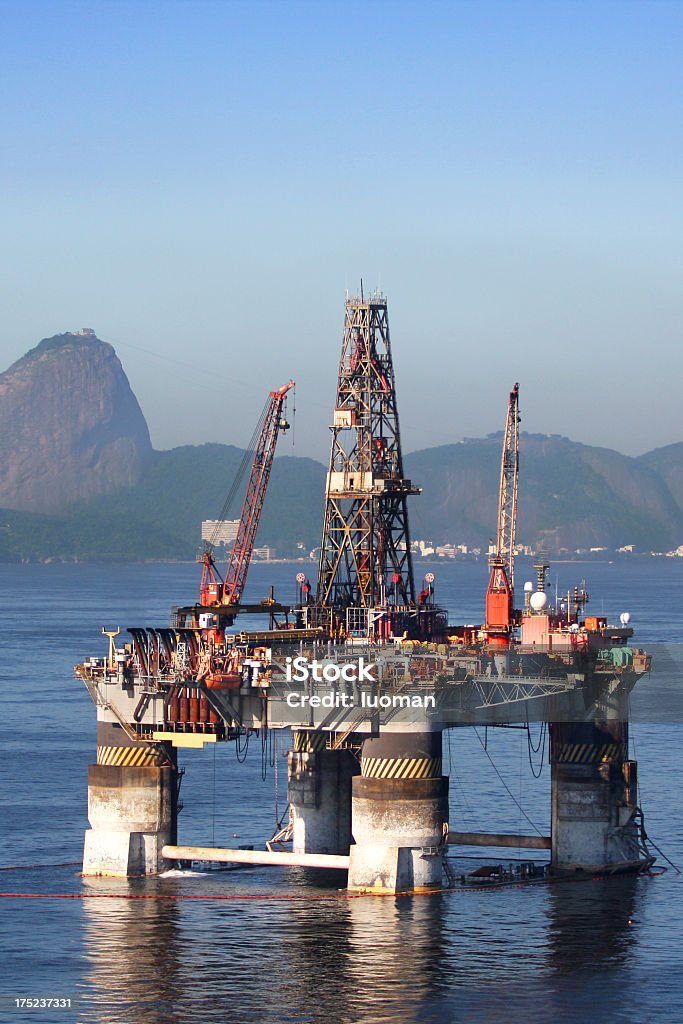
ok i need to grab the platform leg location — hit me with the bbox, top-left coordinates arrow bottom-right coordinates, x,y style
550,721 -> 647,874
288,731 -> 359,856
83,725 -> 178,876
347,731 -> 448,893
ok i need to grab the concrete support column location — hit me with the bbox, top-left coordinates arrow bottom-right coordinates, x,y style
83,723 -> 178,876
347,731 -> 449,893
550,721 -> 647,874
288,730 -> 359,856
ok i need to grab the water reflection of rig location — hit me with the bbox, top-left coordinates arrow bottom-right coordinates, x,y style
75,291 -> 653,891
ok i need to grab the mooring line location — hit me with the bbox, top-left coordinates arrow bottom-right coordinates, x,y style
0,871 -> 658,903
0,891 -> 369,902
0,862 -> 81,872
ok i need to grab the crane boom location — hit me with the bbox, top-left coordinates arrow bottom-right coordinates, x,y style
223,380 -> 295,603
495,382 -> 520,591
485,383 -> 520,632
199,380 -> 295,607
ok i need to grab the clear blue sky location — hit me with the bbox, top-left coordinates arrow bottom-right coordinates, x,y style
1,0 -> 681,461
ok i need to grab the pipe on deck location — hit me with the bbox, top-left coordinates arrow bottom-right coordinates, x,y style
447,832 -> 551,850
162,844 -> 350,870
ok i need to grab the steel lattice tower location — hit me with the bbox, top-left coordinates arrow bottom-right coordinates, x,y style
316,292 -> 420,619
485,383 -> 520,631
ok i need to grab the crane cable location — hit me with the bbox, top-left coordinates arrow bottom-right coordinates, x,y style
208,398 -> 271,549
526,718 -> 547,780
630,727 -> 681,873
474,726 -> 544,837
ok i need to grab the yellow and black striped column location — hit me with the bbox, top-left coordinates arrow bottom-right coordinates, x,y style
95,721 -> 173,768
549,720 -> 645,874
349,731 -> 449,893
360,736 -> 442,780
288,730 -> 360,856
291,729 -> 328,753
83,722 -> 178,876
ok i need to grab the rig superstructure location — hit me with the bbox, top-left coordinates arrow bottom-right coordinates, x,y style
75,291 -> 653,892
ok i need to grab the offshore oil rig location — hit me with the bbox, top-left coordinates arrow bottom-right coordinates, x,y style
75,292 -> 653,892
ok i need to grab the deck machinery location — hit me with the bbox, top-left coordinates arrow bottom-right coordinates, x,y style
75,292 -> 653,891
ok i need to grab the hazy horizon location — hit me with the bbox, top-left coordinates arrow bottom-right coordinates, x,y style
6,324 -> 680,464
1,1 -> 680,462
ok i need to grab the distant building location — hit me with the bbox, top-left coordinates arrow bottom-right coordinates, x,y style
202,519 -> 240,546
253,546 -> 275,560
412,540 -> 435,557
515,544 -> 535,556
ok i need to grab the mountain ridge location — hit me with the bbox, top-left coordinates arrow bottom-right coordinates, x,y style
0,331 -> 151,513
1,332 -> 681,560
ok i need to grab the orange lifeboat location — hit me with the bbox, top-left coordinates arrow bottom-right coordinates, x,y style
205,671 -> 241,690
205,650 -> 242,689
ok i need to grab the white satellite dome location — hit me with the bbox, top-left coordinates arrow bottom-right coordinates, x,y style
530,591 -> 548,611
620,612 -> 631,625
523,581 -> 534,593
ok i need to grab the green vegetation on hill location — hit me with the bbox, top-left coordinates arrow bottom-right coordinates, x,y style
0,507 -> 190,563
0,446 -> 326,562
5,329 -> 682,562
406,434 -> 683,553
640,443 -> 683,513
2,434 -> 683,562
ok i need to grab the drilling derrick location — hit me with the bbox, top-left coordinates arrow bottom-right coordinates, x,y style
316,291 -> 426,639
485,382 -> 520,634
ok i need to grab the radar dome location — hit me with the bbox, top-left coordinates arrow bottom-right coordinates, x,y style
524,581 -> 534,593
530,591 -> 548,611
620,612 -> 631,625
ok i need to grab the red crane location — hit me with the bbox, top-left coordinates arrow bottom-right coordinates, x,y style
200,380 -> 295,607
485,383 -> 520,635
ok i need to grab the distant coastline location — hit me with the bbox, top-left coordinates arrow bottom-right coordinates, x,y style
5,552 -> 683,567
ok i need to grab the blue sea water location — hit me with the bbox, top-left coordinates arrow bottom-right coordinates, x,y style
1,557 -> 682,1024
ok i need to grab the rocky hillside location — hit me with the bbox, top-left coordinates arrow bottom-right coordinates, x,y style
1,331 -> 682,560
639,443 -> 683,515
406,435 -> 683,552
0,331 -> 152,513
